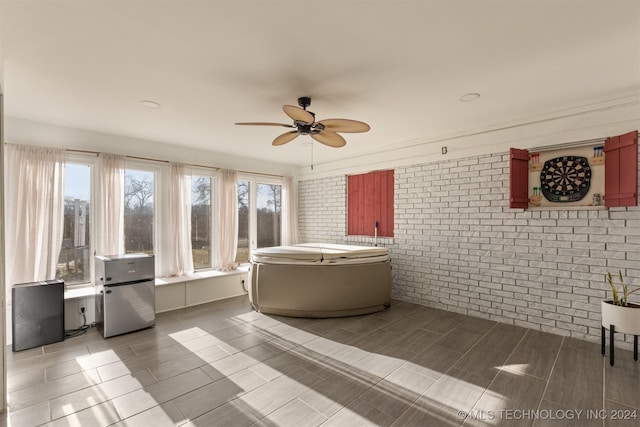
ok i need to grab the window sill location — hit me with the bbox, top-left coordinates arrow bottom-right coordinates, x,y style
64,286 -> 95,300
155,266 -> 249,286
63,265 -> 250,300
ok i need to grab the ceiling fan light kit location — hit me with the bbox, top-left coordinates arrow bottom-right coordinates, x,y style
235,96 -> 370,148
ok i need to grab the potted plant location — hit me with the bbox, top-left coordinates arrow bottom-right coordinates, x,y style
601,271 -> 640,365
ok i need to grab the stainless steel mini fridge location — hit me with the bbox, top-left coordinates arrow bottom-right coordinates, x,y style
95,254 -> 155,338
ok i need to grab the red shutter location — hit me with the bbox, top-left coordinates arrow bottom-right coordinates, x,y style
363,172 -> 375,235
372,171 -> 382,236
509,148 -> 530,209
382,170 -> 394,237
604,130 -> 638,207
347,174 -> 361,235
347,170 -> 394,237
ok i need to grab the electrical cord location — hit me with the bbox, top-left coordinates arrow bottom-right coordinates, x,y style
64,308 -> 95,338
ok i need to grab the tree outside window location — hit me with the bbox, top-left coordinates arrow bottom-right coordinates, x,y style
124,170 -> 154,254
236,181 -> 250,263
192,176 -> 212,269
57,163 -> 91,284
257,183 -> 281,248
235,178 -> 282,264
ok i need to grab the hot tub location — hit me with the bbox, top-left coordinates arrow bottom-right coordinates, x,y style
248,243 -> 392,317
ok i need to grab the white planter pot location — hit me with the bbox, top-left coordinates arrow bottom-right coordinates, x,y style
601,300 -> 640,335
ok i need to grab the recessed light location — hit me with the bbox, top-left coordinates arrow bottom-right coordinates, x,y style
460,93 -> 480,102
140,100 -> 161,109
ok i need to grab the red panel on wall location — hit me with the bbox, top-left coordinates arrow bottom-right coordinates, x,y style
381,170 -> 394,236
364,172 -> 375,235
509,148 -> 530,209
604,130 -> 638,207
347,174 -> 362,235
347,170 -> 394,237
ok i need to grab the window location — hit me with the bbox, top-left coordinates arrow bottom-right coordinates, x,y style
257,183 -> 281,248
236,176 -> 283,263
124,169 -> 155,254
57,163 -> 92,284
53,155 -> 289,279
236,180 -> 250,263
347,170 -> 394,237
192,175 -> 212,269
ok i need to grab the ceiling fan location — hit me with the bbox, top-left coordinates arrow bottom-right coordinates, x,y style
235,96 -> 370,148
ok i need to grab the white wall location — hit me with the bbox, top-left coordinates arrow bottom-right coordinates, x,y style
0,4 -> 7,410
0,0 -> 4,87
0,95 -> 6,411
298,95 -> 640,348
297,93 -> 640,181
5,117 -> 299,178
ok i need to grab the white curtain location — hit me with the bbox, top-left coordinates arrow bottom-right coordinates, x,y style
96,152 -> 126,256
5,144 -> 65,290
215,168 -> 238,271
168,162 -> 194,276
281,176 -> 299,245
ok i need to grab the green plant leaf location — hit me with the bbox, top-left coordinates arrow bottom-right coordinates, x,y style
606,271 -> 640,306
607,272 -> 619,305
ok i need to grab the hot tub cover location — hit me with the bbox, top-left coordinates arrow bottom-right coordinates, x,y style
250,243 -> 389,265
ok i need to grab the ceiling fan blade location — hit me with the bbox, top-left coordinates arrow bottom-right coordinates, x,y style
235,122 -> 295,128
283,105 -> 314,124
317,118 -> 370,133
311,131 -> 346,148
272,131 -> 300,146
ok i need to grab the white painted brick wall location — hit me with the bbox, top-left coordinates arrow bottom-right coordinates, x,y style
298,149 -> 640,349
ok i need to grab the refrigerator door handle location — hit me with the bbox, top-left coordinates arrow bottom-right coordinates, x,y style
105,278 -> 155,287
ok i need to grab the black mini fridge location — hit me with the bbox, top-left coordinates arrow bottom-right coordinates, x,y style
12,279 -> 65,351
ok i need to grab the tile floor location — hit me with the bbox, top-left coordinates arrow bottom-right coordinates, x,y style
2,295 -> 639,426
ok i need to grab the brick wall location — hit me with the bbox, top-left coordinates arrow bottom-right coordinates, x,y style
298,151 -> 640,347
298,176 -> 347,242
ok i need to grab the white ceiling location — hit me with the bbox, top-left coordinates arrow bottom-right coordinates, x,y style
2,0 -> 639,167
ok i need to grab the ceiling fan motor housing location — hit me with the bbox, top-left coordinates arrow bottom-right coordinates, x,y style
298,124 -> 312,135
296,123 -> 324,135
298,96 -> 311,109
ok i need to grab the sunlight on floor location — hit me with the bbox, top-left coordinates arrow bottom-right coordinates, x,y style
496,364 -> 530,376
9,308 -> 517,426
163,313 -> 511,425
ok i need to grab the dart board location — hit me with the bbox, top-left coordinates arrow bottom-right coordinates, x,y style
540,156 -> 592,202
